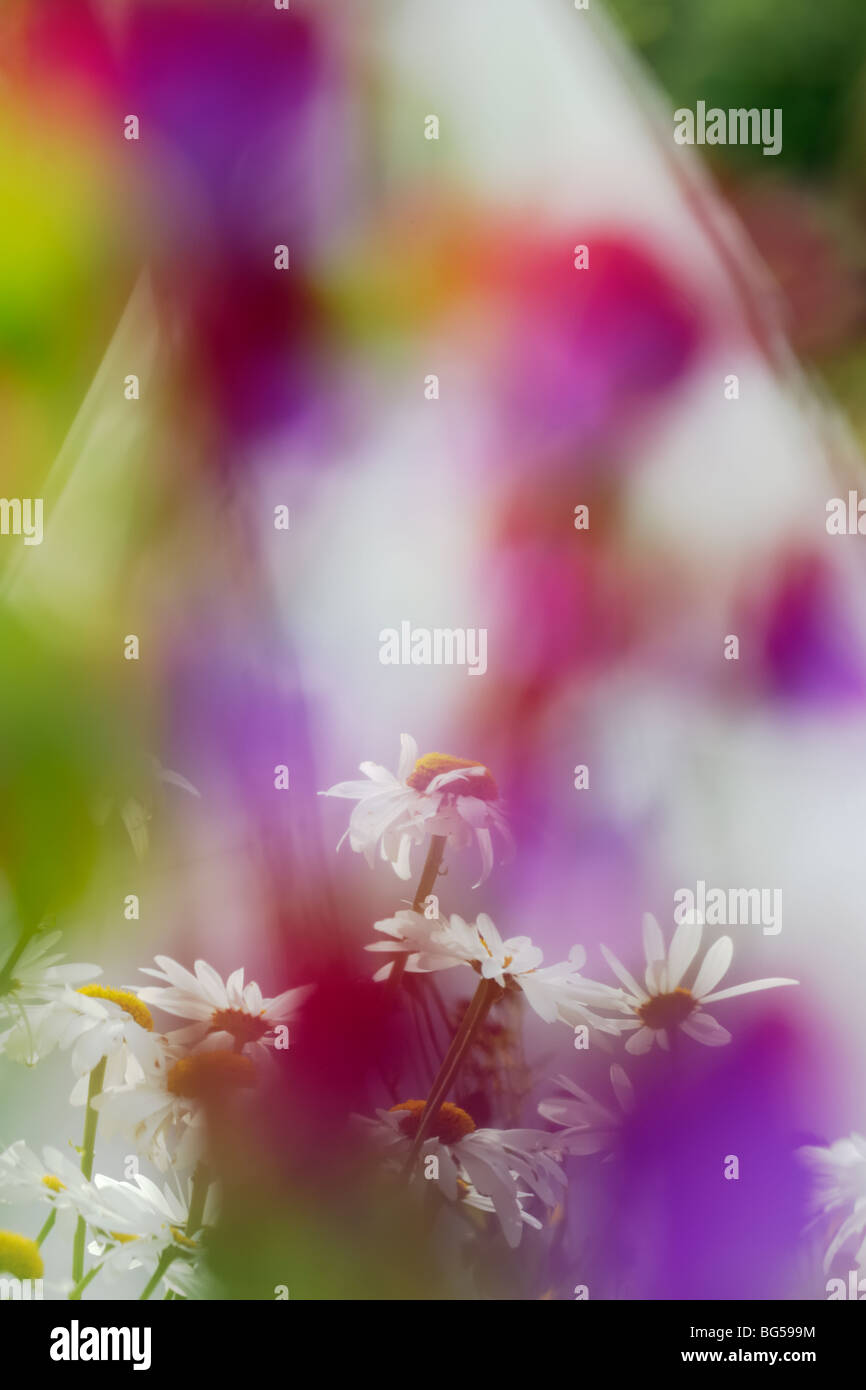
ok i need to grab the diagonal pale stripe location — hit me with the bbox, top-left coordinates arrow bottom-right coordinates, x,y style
1,270 -> 160,621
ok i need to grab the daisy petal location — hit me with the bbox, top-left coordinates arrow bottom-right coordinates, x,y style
642,913 -> 665,970
610,1064 -> 634,1114
700,977 -> 798,1004
691,937 -> 733,999
625,1026 -> 655,1055
600,945 -> 647,1002
358,761 -> 401,787
149,956 -> 201,993
320,778 -> 379,799
396,734 -> 418,782
391,833 -> 414,880
680,1011 -> 732,1047
666,919 -> 703,990
557,1130 -> 612,1155
472,828 -> 495,889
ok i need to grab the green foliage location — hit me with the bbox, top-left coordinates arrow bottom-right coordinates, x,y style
606,0 -> 866,171
0,611 -> 120,925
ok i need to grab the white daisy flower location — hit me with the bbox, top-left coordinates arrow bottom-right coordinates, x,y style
515,949 -> 629,1035
80,1171 -> 217,1277
1,985 -> 161,1096
798,1133 -> 866,1271
0,1141 -> 96,1213
137,956 -> 311,1061
367,909 -> 624,1033
361,1100 -> 566,1248
457,1179 -> 543,1235
538,1064 -> 634,1158
366,908 -> 508,983
320,734 -> 513,886
599,912 -> 798,1054
0,931 -> 100,1031
92,1044 -> 256,1173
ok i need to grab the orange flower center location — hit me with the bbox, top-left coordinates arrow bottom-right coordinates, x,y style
209,1007 -> 270,1046
167,1050 -> 257,1099
637,988 -> 696,1031
390,1099 -> 477,1145
407,753 -> 498,802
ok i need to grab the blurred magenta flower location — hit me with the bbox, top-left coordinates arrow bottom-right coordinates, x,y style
485,234 -> 704,467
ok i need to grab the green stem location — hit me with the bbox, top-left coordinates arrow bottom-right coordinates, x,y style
35,1208 -> 57,1248
80,1058 -> 107,1181
139,1165 -> 210,1302
185,1164 -> 210,1237
72,1056 -> 107,1286
405,976 -> 499,1170
69,1262 -> 103,1301
385,835 -> 447,996
139,1248 -> 177,1302
0,924 -> 38,996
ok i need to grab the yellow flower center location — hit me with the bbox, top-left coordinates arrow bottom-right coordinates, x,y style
77,985 -> 154,1031
0,1231 -> 43,1280
209,1007 -> 269,1047
390,1099 -> 477,1145
41,1175 -> 65,1194
167,1050 -> 257,1099
170,1227 -> 199,1250
407,753 -> 498,802
637,988 -> 696,1031
109,1231 -> 139,1245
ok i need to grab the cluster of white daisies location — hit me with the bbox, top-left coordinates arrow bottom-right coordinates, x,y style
0,936 -> 308,1298
2,730 -> 845,1294
323,735 -> 801,1250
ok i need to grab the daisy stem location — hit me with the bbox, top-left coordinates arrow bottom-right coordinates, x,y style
71,1056 -> 107,1287
138,1165 -> 208,1302
69,1262 -> 103,1301
186,1164 -> 210,1237
386,835 -> 447,996
139,1248 -> 177,1302
405,976 -> 498,1170
35,1209 -> 57,1248
0,923 -> 38,994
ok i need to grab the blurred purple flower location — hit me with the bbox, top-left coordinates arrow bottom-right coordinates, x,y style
614,1017 -> 812,1299
124,2 -> 334,255
758,553 -> 866,706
